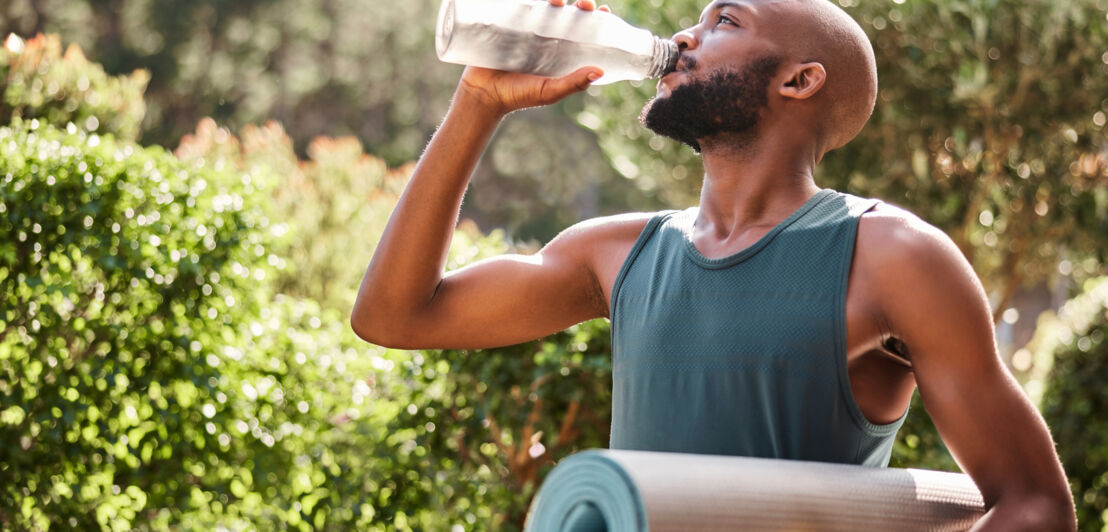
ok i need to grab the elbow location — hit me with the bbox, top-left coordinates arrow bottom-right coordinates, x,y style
1041,495 -> 1077,532
349,310 -> 380,345
350,298 -> 420,349
350,312 -> 401,348
350,298 -> 393,347
1024,495 -> 1077,532
982,492 -> 1076,532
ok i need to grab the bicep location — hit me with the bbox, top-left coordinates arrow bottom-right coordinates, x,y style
879,225 -> 1066,506
411,246 -> 605,349
360,213 -> 648,350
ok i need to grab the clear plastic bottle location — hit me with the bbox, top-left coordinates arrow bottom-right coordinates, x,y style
435,0 -> 679,85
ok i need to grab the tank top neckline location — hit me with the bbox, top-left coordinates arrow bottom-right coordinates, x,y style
679,188 -> 836,270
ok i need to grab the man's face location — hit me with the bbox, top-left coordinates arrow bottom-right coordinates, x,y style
638,0 -> 784,151
639,54 -> 781,152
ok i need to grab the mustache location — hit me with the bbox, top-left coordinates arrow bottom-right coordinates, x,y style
676,54 -> 697,72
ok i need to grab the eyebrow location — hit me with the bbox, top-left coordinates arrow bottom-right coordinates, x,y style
699,1 -> 752,24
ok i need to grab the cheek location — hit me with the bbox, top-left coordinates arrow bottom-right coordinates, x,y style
690,39 -> 736,65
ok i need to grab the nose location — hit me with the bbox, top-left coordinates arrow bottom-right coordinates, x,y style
672,28 -> 698,52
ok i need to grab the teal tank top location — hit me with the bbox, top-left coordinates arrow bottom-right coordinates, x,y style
609,189 -> 907,467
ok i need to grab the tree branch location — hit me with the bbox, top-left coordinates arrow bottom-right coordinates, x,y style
518,396 -> 542,456
482,413 -> 512,461
554,400 -> 581,448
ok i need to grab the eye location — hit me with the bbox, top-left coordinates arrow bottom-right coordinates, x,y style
717,14 -> 739,27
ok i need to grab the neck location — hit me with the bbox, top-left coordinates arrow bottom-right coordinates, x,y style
694,132 -> 822,240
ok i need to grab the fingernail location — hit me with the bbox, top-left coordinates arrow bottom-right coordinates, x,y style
587,72 -> 601,81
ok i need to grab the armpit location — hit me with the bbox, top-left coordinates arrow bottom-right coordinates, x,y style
881,335 -> 912,368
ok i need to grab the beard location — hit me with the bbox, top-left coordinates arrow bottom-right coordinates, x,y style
639,54 -> 783,152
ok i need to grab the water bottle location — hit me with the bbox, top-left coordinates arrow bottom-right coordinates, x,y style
435,0 -> 679,85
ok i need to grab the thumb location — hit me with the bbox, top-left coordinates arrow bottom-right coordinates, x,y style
541,67 -> 603,100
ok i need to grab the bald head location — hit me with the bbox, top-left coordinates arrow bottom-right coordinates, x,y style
768,0 -> 877,153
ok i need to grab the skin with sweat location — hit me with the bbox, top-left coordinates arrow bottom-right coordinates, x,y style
351,1 -> 1077,529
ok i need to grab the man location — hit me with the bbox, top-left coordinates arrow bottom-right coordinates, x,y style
351,0 -> 1076,528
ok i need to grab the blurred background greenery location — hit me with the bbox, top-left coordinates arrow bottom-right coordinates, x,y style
1,0 -> 1106,529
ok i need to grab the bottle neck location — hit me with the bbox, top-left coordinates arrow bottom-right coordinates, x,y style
648,37 -> 679,79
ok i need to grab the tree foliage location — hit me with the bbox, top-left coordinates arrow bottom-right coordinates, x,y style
584,0 -> 1108,303
175,117 -> 410,314
824,0 -> 1108,316
579,0 -> 1108,474
0,34 -> 147,141
1021,277 -> 1108,531
0,0 -> 657,241
2,0 -> 454,161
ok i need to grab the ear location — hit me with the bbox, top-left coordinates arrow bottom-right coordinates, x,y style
779,62 -> 826,100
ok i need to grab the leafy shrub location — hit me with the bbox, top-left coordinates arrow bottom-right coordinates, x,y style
373,317 -> 612,530
175,118 -> 408,315
0,34 -> 148,141
1035,278 -> 1108,531
887,394 -> 959,472
0,117 -> 406,530
0,117 -> 275,527
172,117 -> 616,529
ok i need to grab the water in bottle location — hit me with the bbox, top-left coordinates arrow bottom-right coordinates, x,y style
435,0 -> 679,85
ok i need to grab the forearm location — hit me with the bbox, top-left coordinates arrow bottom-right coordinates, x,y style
353,89 -> 503,334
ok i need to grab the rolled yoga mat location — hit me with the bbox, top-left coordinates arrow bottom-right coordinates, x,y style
524,450 -> 986,532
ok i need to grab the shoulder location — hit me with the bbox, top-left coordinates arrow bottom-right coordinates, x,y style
543,211 -> 673,314
544,211 -> 666,255
853,201 -> 985,318
855,201 -> 965,271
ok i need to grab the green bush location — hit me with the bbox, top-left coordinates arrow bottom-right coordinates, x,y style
1035,277 -> 1108,531
0,34 -> 148,142
887,393 -> 959,472
0,118 -> 270,527
174,118 -> 409,315
0,117 -> 404,530
171,117 -> 616,529
375,317 -> 613,530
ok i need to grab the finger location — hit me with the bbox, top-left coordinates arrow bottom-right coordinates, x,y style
548,0 -> 567,5
574,0 -> 597,11
598,4 -> 611,12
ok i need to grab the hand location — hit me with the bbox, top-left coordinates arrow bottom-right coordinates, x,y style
455,0 -> 611,116
548,0 -> 611,12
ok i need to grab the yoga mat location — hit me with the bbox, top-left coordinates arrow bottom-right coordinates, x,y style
524,450 -> 985,531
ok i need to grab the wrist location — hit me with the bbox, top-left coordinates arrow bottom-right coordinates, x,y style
453,81 -> 511,120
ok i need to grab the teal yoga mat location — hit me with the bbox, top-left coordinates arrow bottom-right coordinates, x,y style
524,450 -> 985,531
